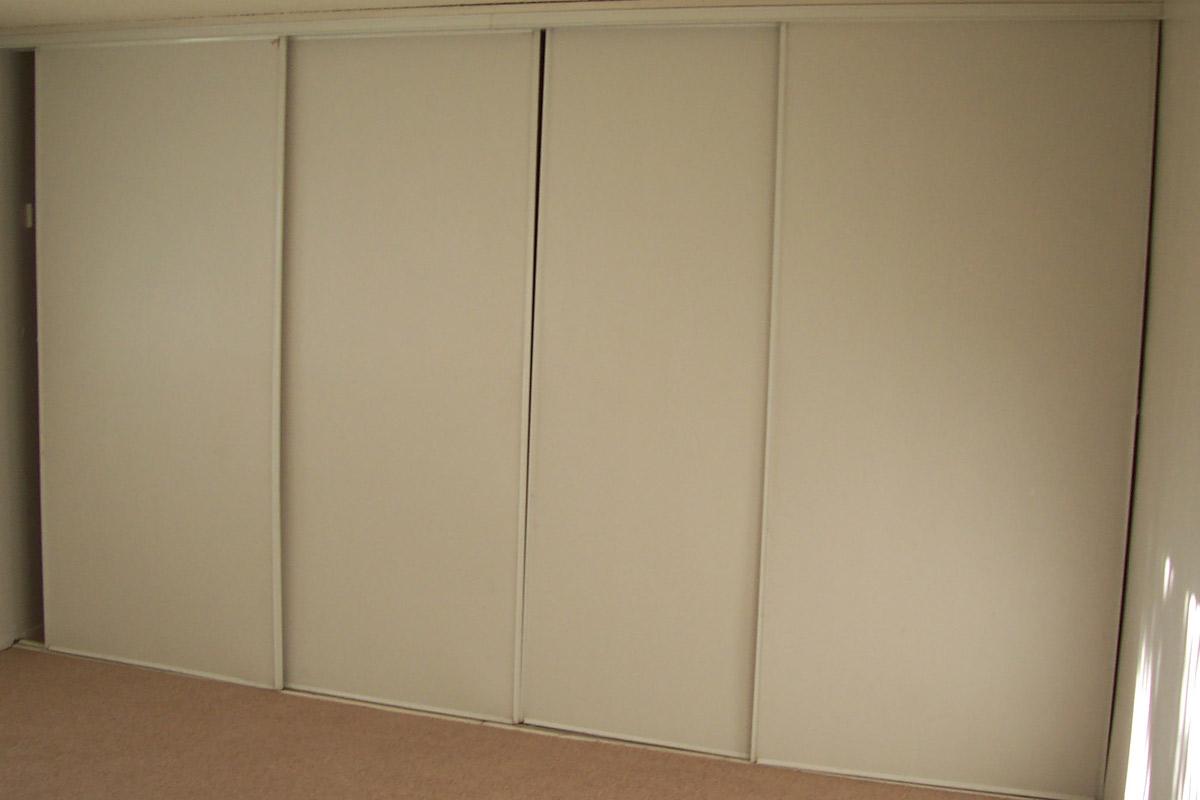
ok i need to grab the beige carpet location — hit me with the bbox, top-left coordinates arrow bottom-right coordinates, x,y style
0,647 -> 993,800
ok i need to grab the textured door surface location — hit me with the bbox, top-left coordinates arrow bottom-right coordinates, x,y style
37,40 -> 283,686
522,26 -> 777,756
282,33 -> 538,720
756,21 -> 1157,798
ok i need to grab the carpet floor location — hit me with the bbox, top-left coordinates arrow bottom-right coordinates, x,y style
1,647 -> 993,800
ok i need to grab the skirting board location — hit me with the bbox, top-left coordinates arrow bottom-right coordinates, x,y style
756,757 -> 1095,800
284,683 -> 513,725
8,621 -> 43,644
521,718 -> 749,760
40,644 -> 275,690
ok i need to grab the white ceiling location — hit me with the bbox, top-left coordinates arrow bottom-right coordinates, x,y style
0,0 -> 1134,30
0,1 -> 488,28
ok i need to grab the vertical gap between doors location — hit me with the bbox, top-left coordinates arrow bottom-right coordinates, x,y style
18,48 -> 43,647
514,28 -> 548,724
1102,18 -> 1164,794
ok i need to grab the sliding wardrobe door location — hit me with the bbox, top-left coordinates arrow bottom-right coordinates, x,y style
522,27 -> 776,756
755,22 -> 1156,797
37,41 -> 283,686
283,33 -> 538,720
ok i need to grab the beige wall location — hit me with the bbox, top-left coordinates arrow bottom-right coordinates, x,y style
1106,4 -> 1200,799
0,49 -> 38,648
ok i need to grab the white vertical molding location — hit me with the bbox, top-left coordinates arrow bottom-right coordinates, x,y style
512,28 -> 542,725
748,21 -> 787,764
270,35 -> 288,691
